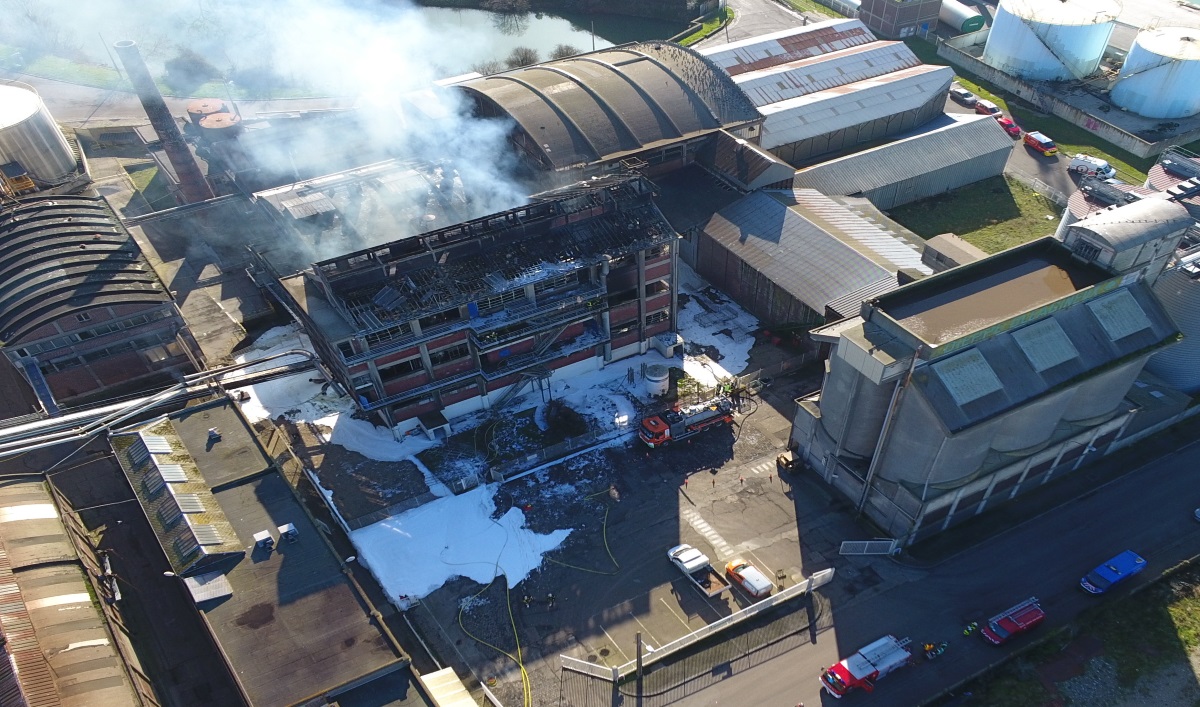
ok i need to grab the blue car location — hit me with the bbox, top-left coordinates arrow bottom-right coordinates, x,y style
1081,550 -> 1146,594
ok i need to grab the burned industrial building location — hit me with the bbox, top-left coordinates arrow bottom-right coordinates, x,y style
254,174 -> 680,429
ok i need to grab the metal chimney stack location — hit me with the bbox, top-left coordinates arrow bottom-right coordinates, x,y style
113,40 -> 214,204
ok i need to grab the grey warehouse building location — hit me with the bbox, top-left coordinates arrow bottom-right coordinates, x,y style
792,114 -> 1014,210
792,197 -> 1194,543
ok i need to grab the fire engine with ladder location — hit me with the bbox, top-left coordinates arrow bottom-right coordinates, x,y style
638,396 -> 734,448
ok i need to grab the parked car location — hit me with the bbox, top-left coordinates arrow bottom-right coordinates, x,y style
725,558 -> 774,599
1195,508 -> 1200,522
1081,550 -> 1146,594
996,116 -> 1022,137
974,99 -> 1002,116
949,86 -> 978,106
1024,131 -> 1058,156
1069,154 -> 1117,179
776,449 -> 799,473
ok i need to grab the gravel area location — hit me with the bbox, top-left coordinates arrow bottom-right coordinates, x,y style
1058,650 -> 1200,706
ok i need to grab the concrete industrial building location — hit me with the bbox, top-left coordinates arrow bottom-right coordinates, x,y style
110,399 -> 407,705
791,198 -> 1194,542
699,20 -> 954,165
0,196 -> 201,413
255,175 -> 680,431
455,42 -> 762,177
792,114 -> 1014,210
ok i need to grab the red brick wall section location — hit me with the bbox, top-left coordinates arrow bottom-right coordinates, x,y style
645,262 -> 671,282
611,332 -> 640,350
645,294 -> 671,313
383,372 -> 431,396
426,332 -> 469,351
485,338 -> 535,363
440,385 -> 481,406
609,301 -> 639,324
46,368 -> 101,400
646,322 -> 671,338
392,399 -> 440,423
433,358 -> 475,379
372,348 -> 421,368
88,351 -> 151,386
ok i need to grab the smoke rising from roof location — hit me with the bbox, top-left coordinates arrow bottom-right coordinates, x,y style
6,0 -> 537,264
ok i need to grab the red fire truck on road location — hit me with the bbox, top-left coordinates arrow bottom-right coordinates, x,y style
820,635 -> 912,698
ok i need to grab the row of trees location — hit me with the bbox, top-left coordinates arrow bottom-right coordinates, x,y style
471,43 -> 580,76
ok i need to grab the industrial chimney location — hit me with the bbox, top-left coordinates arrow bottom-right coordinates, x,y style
113,40 -> 214,204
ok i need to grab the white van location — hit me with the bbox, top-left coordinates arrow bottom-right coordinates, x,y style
1070,154 -> 1116,179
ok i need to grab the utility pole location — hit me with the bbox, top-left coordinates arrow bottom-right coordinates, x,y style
635,631 -> 644,706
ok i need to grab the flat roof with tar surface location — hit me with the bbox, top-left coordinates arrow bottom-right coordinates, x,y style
876,239 -> 1111,347
166,402 -> 404,705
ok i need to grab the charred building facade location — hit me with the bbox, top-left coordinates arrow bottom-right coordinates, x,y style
256,175 -> 680,429
0,196 -> 200,412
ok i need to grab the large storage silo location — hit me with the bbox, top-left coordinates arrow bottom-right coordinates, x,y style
0,83 -> 77,184
1145,251 -> 1200,392
1110,27 -> 1200,119
940,0 -> 986,34
982,0 -> 1120,81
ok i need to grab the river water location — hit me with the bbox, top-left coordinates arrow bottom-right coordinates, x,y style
419,7 -> 688,73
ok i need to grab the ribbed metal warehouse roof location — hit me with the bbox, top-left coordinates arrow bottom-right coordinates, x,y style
732,42 -> 922,106
1067,198 -> 1193,250
0,196 -> 170,344
759,65 -> 955,150
699,19 -> 875,76
698,189 -> 928,312
457,43 -> 759,171
792,115 -> 1014,196
0,479 -> 138,707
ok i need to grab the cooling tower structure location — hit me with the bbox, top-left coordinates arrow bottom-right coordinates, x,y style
0,83 -> 78,185
1145,249 -> 1200,393
982,0 -> 1120,81
940,0 -> 986,34
1110,27 -> 1200,119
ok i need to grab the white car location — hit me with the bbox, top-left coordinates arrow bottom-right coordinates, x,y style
1070,154 -> 1117,179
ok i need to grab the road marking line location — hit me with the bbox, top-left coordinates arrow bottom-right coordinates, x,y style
659,596 -> 693,630
747,549 -> 778,588
681,508 -> 735,559
600,626 -> 630,662
630,613 -> 662,648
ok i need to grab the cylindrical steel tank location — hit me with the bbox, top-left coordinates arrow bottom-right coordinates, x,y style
197,112 -> 242,141
1111,27 -> 1200,119
940,0 -> 986,34
990,388 -> 1074,452
0,83 -> 77,183
645,365 -> 670,397
1061,357 -> 1143,422
186,98 -> 229,125
983,0 -> 1120,80
817,352 -> 895,459
1145,251 -> 1200,392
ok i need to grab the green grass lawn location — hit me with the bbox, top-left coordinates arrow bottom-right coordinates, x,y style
780,0 -> 845,16
902,39 -> 1187,185
678,8 -> 734,47
888,175 -> 1061,254
124,164 -> 178,213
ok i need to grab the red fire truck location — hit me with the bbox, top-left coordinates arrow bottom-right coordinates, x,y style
638,396 -> 734,448
820,635 -> 912,698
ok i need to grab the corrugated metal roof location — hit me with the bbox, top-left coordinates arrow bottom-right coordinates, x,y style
699,19 -> 875,76
787,190 -> 931,275
793,115 -> 1015,197
759,65 -> 955,149
699,130 -> 796,191
1069,198 -> 1192,250
0,196 -> 171,344
458,42 -> 759,170
699,190 -> 913,311
824,278 -> 900,319
0,480 -> 138,707
733,42 -> 921,106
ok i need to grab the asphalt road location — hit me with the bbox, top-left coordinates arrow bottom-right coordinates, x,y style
697,0 -> 812,49
685,438 -> 1200,706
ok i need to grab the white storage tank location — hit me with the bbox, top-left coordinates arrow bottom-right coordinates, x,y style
940,0 -> 986,34
645,364 -> 670,397
983,0 -> 1120,81
1145,251 -> 1200,392
1111,27 -> 1200,119
0,83 -> 77,184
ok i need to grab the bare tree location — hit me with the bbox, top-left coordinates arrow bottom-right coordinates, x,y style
550,44 -> 581,60
504,46 -> 540,70
470,59 -> 505,76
